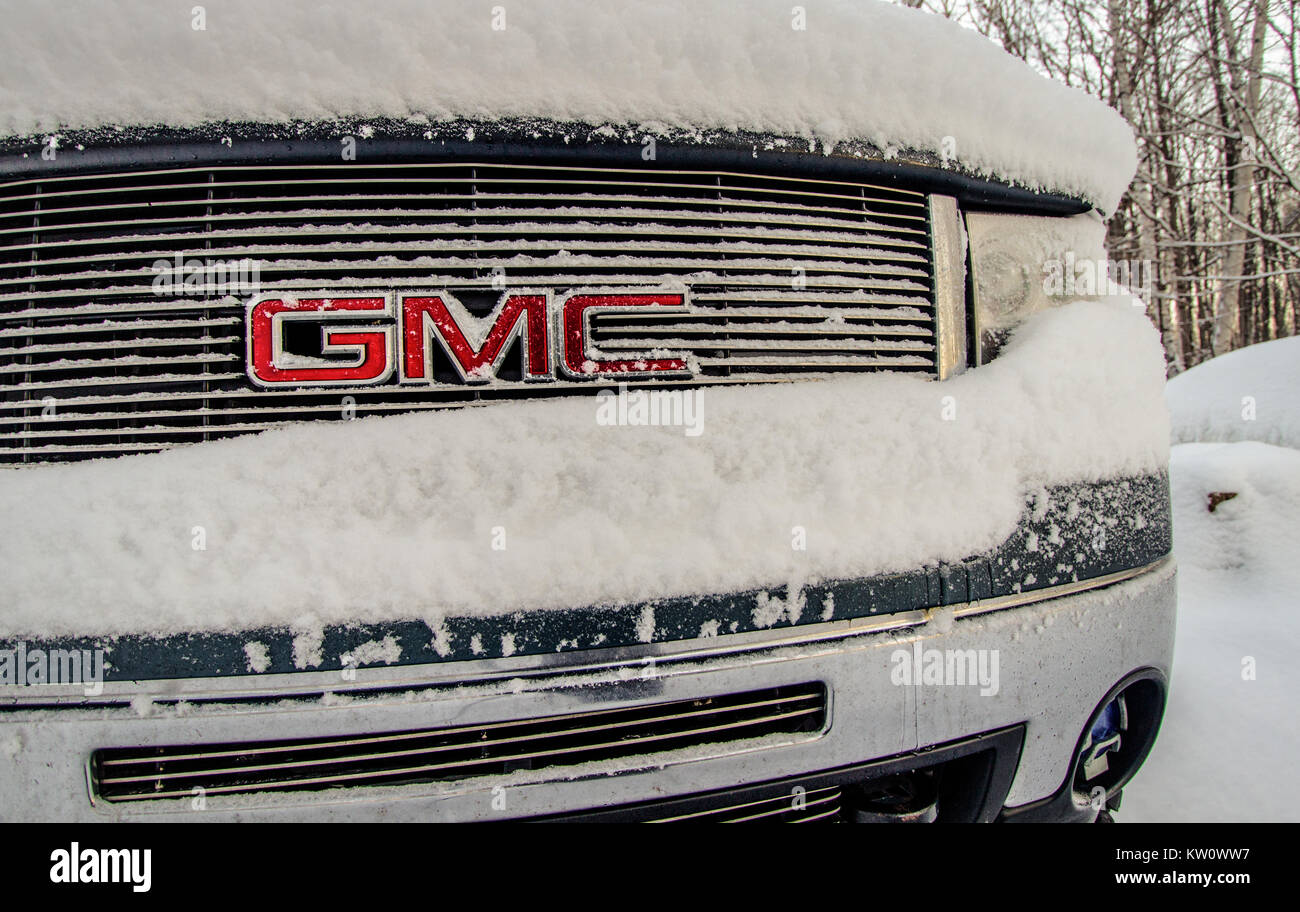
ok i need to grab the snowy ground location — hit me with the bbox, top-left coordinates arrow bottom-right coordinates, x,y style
1124,336 -> 1300,822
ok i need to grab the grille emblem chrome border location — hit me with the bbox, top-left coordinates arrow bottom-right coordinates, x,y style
246,288 -> 693,388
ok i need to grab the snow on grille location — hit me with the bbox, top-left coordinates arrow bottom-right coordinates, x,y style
0,162 -> 936,464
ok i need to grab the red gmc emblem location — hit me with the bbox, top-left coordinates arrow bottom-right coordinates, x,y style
246,290 -> 691,388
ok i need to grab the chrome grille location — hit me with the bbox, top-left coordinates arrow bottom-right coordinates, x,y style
91,683 -> 826,802
0,162 -> 936,463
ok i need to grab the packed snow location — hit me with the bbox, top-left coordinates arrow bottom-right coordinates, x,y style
1124,337 -> 1300,822
0,299 -> 1168,639
341,636 -> 403,668
0,0 -> 1135,210
243,641 -> 271,674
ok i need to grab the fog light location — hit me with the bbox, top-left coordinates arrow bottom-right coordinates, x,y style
845,772 -> 939,823
1072,675 -> 1165,804
1079,694 -> 1127,781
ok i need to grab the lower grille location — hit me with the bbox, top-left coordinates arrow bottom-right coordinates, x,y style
90,683 -> 826,802
537,726 -> 1025,823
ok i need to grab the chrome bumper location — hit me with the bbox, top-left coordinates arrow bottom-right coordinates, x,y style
0,558 -> 1175,821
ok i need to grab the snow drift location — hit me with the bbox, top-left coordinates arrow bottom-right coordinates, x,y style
1166,335 -> 1300,450
0,299 -> 1169,639
1128,334 -> 1300,822
1125,440 -> 1300,821
0,0 -> 1136,211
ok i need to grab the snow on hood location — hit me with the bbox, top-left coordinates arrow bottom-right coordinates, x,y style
0,0 -> 1135,211
0,299 -> 1168,639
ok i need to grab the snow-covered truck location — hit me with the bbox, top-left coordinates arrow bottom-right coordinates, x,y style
0,1 -> 1173,821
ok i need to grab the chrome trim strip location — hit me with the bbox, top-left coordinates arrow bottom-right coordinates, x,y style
8,609 -> 931,703
929,194 -> 967,380
950,554 -> 1174,620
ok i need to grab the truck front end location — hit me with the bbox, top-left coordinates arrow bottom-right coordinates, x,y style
0,1 -> 1173,823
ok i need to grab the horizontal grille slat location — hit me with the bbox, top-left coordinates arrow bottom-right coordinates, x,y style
1,162 -> 937,464
6,421 -> 314,440
0,273 -> 930,309
0,170 -> 926,207
0,259 -> 930,293
0,206 -> 927,244
0,373 -> 245,395
0,374 -> 802,415
3,442 -> 176,456
91,683 -> 827,802
0,353 -> 238,375
720,789 -> 844,823
0,225 -> 932,263
0,318 -> 241,339
0,402 -> 467,427
0,159 -> 930,192
0,192 -> 928,228
8,335 -> 241,356
595,338 -> 935,352
791,806 -> 843,822
0,244 -> 931,284
646,785 -> 842,823
694,354 -> 933,368
0,301 -> 241,322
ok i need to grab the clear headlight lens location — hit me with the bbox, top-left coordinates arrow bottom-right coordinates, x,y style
964,211 -> 1108,363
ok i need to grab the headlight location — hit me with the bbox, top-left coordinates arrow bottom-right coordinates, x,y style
964,211 -> 1108,363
